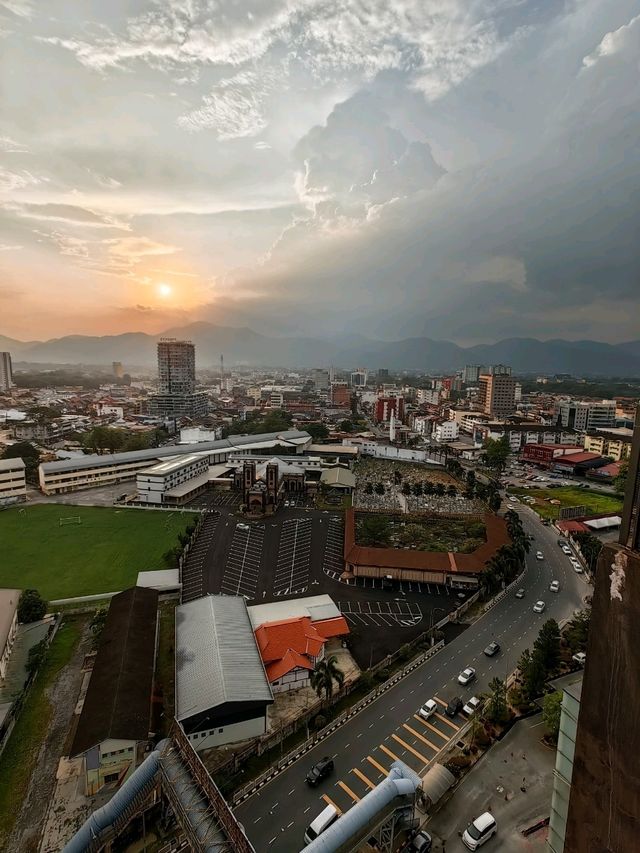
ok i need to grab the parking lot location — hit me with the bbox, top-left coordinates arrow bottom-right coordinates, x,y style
181,511 -> 220,603
323,516 -> 345,580
338,599 -> 423,628
219,523 -> 265,599
273,517 -> 313,596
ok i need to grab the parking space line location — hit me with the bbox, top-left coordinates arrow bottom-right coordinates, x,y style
402,723 -> 439,753
352,768 -> 376,790
337,781 -> 361,803
434,711 -> 460,731
390,734 -> 430,765
379,744 -> 401,763
321,794 -> 343,814
366,756 -> 389,777
412,715 -> 450,740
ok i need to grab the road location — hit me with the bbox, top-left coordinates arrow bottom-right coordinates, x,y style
234,507 -> 588,852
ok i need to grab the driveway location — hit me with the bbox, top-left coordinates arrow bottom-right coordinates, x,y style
425,714 -> 554,852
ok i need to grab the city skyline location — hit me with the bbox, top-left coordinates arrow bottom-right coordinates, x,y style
1,1 -> 639,346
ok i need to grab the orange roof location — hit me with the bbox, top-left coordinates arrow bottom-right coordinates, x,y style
265,648 -> 314,682
314,616 -> 350,640
255,616 -> 324,664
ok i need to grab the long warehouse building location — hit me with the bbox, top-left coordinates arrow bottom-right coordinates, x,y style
38,430 -> 311,495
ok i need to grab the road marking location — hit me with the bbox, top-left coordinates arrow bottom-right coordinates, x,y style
366,756 -> 389,777
378,743 -> 400,761
412,715 -> 449,740
403,723 -> 439,752
434,711 -> 460,731
433,696 -> 449,708
321,794 -> 343,814
391,734 -> 430,765
352,767 -> 376,790
337,780 -> 361,802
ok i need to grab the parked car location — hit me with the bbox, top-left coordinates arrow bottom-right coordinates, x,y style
484,641 -> 501,657
535,551 -> 544,560
549,580 -> 560,593
572,652 -> 587,666
562,546 -> 572,556
462,812 -> 498,850
533,600 -> 546,613
305,757 -> 334,786
419,699 -> 438,719
515,588 -> 525,599
463,696 -> 481,716
572,562 -> 584,574
445,696 -> 464,717
404,830 -> 433,852
457,667 -> 476,686
236,522 -> 250,531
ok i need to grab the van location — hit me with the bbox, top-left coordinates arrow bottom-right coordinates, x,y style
304,804 -> 339,844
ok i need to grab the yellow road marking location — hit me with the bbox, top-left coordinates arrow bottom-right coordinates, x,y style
413,714 -> 451,740
366,756 -> 389,777
379,743 -> 401,762
337,780 -> 361,802
434,696 -> 449,708
390,734 -> 431,765
321,793 -> 343,814
403,723 -> 439,753
352,767 -> 376,790
434,711 -> 460,731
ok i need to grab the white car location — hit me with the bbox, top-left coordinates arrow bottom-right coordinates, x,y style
533,600 -> 546,613
462,812 -> 497,850
506,504 -> 515,510
562,546 -> 572,556
458,667 -> 476,686
535,551 -> 544,560
463,696 -> 481,716
419,699 -> 438,719
236,522 -> 250,531
572,652 -> 586,666
570,557 -> 583,573
549,580 -> 560,593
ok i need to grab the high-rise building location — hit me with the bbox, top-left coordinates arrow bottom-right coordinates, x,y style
463,364 -> 483,385
375,396 -> 404,424
350,368 -> 368,388
0,352 -> 13,391
149,339 -> 207,418
311,369 -> 329,390
477,372 -> 516,418
548,405 -> 640,853
112,361 -> 124,379
330,381 -> 350,407
377,368 -> 389,381
556,400 -> 616,432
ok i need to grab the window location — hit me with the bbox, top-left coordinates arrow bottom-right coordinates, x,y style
104,772 -> 120,783
219,728 -> 223,733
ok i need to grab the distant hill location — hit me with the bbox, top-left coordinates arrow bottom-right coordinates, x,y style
4,323 -> 640,375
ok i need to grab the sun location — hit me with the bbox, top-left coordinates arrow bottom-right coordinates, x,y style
157,282 -> 172,298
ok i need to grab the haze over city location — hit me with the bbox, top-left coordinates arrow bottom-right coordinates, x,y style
1,0 -> 639,345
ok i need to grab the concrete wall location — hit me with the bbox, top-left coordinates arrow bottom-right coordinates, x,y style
188,713 -> 267,751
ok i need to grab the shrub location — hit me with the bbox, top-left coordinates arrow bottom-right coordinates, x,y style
18,589 -> 47,623
358,672 -> 374,691
313,714 -> 327,731
445,755 -> 472,776
375,667 -> 391,683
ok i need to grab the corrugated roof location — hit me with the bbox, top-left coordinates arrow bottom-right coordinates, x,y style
175,596 -> 272,722
555,452 -> 601,465
40,430 -> 311,474
320,467 -> 356,488
247,595 -> 341,629
70,587 -> 159,756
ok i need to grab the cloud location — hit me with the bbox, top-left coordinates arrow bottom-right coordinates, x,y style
0,135 -> 28,153
106,236 -> 180,258
0,168 -> 45,190
6,202 -> 130,229
582,13 -> 640,67
0,1 -> 33,18
0,243 -> 22,251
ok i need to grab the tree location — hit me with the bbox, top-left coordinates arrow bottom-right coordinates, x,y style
466,470 -> 476,490
374,482 -> 385,495
310,655 -> 345,701
18,589 -> 47,623
485,677 -> 509,724
482,436 -> 510,472
339,419 -> 354,433
90,608 -> 108,645
435,482 -> 445,497
359,515 -> 391,547
447,484 -> 458,497
307,422 -> 329,442
542,691 -> 563,743
422,481 -> 434,496
574,531 -> 603,573
518,648 -> 547,700
25,639 -> 47,676
412,482 -> 423,496
613,460 -> 628,496
534,619 -> 561,673
364,482 -> 374,495
564,609 -> 590,654
2,441 -> 40,479
401,482 -> 412,496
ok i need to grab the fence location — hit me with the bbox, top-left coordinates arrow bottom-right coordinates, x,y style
231,640 -> 445,805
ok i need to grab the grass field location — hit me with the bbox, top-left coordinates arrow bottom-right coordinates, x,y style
0,506 -> 197,600
512,486 -> 624,520
0,616 -> 84,847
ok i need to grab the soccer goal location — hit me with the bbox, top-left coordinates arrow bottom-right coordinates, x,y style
59,516 -> 82,527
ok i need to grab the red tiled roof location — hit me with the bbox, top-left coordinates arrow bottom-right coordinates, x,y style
556,520 -> 589,533
314,616 -> 350,640
255,617 -> 324,665
265,648 -> 314,682
344,508 -> 510,575
554,452 -> 601,465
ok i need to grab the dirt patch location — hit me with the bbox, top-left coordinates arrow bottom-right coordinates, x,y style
6,619 -> 91,853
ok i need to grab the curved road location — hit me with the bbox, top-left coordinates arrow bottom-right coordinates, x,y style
235,506 -> 588,852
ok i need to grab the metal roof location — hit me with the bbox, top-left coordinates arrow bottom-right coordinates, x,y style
142,453 -> 208,476
247,595 -> 341,629
40,430 -> 311,473
0,457 -> 25,471
175,596 -> 272,722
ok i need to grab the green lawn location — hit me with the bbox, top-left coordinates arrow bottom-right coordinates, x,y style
0,616 -> 84,847
512,486 -> 623,520
0,506 -> 197,600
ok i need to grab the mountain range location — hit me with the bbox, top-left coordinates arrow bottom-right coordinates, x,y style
2,323 -> 639,376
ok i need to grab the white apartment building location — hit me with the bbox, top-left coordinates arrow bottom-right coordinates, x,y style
0,457 -> 27,504
0,589 -> 20,681
136,453 -> 210,505
433,420 -> 460,442
416,388 -> 440,405
556,400 -> 617,432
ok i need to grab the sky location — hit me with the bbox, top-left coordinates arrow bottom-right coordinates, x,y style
0,0 -> 639,344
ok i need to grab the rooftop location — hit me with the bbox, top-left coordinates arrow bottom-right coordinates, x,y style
175,595 -> 272,723
247,595 -> 341,629
142,453 -> 208,476
320,467 -> 356,488
70,586 -> 159,756
0,457 -> 25,471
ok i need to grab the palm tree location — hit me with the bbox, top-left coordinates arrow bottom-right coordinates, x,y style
310,655 -> 345,701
